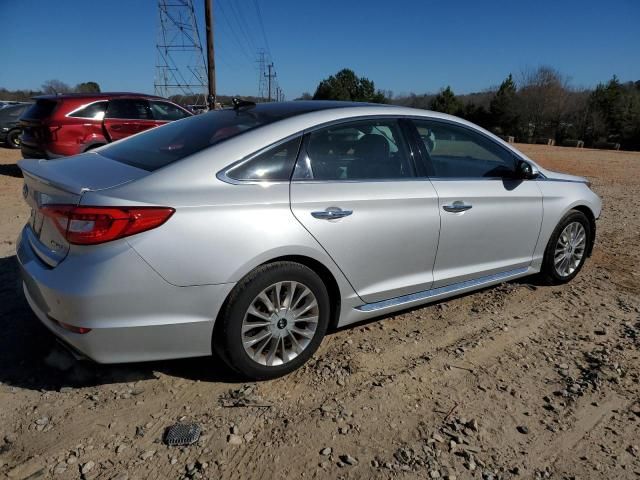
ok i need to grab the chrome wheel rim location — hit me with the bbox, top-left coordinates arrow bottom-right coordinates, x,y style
242,281 -> 319,366
554,221 -> 586,277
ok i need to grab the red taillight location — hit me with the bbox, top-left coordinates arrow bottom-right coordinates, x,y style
50,318 -> 92,334
40,205 -> 175,245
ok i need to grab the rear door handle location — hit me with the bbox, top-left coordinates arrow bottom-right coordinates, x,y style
311,208 -> 353,220
443,201 -> 472,213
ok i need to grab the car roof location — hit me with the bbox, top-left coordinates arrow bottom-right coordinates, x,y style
33,92 -> 166,101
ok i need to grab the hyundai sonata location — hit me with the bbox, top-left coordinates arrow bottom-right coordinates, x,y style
17,101 -> 601,379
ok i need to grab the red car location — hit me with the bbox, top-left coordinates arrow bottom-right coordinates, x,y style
20,93 -> 192,159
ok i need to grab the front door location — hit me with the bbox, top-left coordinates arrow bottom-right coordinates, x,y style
411,119 -> 543,288
290,118 -> 441,303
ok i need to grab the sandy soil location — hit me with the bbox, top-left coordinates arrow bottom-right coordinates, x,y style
0,144 -> 638,480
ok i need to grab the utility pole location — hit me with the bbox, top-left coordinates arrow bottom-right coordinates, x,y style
204,0 -> 216,109
265,63 -> 275,102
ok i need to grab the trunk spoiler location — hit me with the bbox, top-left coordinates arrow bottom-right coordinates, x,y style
18,152 -> 149,195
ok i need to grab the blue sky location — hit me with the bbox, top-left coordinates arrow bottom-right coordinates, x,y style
1,0 -> 639,99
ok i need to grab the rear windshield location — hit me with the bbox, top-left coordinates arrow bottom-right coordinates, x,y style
21,99 -> 58,120
100,106 -> 303,171
0,104 -> 29,119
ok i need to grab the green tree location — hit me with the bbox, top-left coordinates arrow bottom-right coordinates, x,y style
489,74 -> 518,134
75,81 -> 101,93
312,69 -> 386,103
588,76 -> 640,149
429,86 -> 461,115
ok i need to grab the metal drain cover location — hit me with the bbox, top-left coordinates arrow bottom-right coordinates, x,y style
163,423 -> 201,446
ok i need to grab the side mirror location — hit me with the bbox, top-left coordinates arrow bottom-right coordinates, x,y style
516,159 -> 537,180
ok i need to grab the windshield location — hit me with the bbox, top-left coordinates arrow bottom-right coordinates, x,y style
101,107 -> 292,171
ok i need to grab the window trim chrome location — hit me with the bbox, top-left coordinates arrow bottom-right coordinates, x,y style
217,113 -> 542,186
65,100 -> 109,120
216,133 -> 303,185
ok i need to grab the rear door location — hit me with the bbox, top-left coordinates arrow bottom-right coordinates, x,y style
410,119 -> 543,288
103,98 -> 155,141
290,118 -> 441,303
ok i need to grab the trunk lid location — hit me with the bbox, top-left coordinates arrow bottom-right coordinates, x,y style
19,152 -> 149,267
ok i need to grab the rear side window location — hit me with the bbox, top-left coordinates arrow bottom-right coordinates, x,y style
150,101 -> 191,121
105,99 -> 153,120
413,120 -> 516,178
293,119 -> 414,181
226,137 -> 301,181
21,99 -> 58,120
68,101 -> 108,120
100,108 -> 290,171
0,105 -> 28,119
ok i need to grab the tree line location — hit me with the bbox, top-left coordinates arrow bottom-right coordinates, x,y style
309,67 -> 640,151
0,80 -> 101,102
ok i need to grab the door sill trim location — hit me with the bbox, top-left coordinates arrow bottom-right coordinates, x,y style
355,267 -> 530,313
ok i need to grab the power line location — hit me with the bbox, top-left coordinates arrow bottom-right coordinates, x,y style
252,0 -> 272,59
216,0 -> 254,64
226,0 -> 259,55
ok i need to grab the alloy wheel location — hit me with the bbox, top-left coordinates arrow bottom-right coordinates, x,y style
241,281 -> 319,366
554,221 -> 587,277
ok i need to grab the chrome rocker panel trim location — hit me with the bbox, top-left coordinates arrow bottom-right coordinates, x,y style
355,267 -> 531,313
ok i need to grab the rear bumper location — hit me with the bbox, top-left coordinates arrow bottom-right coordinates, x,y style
17,226 -> 235,363
20,142 -> 64,159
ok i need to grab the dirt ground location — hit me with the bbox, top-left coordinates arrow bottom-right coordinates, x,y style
0,144 -> 638,480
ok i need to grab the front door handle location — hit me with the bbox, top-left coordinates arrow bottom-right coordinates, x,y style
311,208 -> 353,220
443,201 -> 472,213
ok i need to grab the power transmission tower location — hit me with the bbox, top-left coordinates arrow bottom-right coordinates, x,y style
265,63 -> 276,102
256,49 -> 267,100
155,0 -> 208,108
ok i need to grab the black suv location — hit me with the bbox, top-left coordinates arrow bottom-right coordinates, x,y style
0,103 -> 32,149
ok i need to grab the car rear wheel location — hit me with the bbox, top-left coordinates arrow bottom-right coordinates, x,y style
214,261 -> 330,380
540,210 -> 591,284
7,129 -> 21,149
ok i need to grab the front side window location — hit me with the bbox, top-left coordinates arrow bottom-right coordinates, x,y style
150,101 -> 191,121
294,119 -> 414,181
105,99 -> 153,120
226,137 -> 302,182
413,120 -> 516,178
68,101 -> 108,120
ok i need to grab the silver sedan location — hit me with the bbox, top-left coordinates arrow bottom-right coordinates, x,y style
17,101 -> 602,379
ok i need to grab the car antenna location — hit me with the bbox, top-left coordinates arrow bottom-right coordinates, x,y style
232,97 -> 256,111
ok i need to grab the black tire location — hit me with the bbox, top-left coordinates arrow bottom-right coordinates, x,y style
214,261 -> 330,380
6,129 -> 21,149
539,210 -> 592,285
84,143 -> 105,152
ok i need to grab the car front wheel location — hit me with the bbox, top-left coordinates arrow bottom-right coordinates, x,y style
214,261 -> 330,380
540,210 -> 592,284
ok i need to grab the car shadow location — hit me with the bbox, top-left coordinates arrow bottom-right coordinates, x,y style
0,255 -> 244,393
0,163 -> 22,178
1,251 -> 547,391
